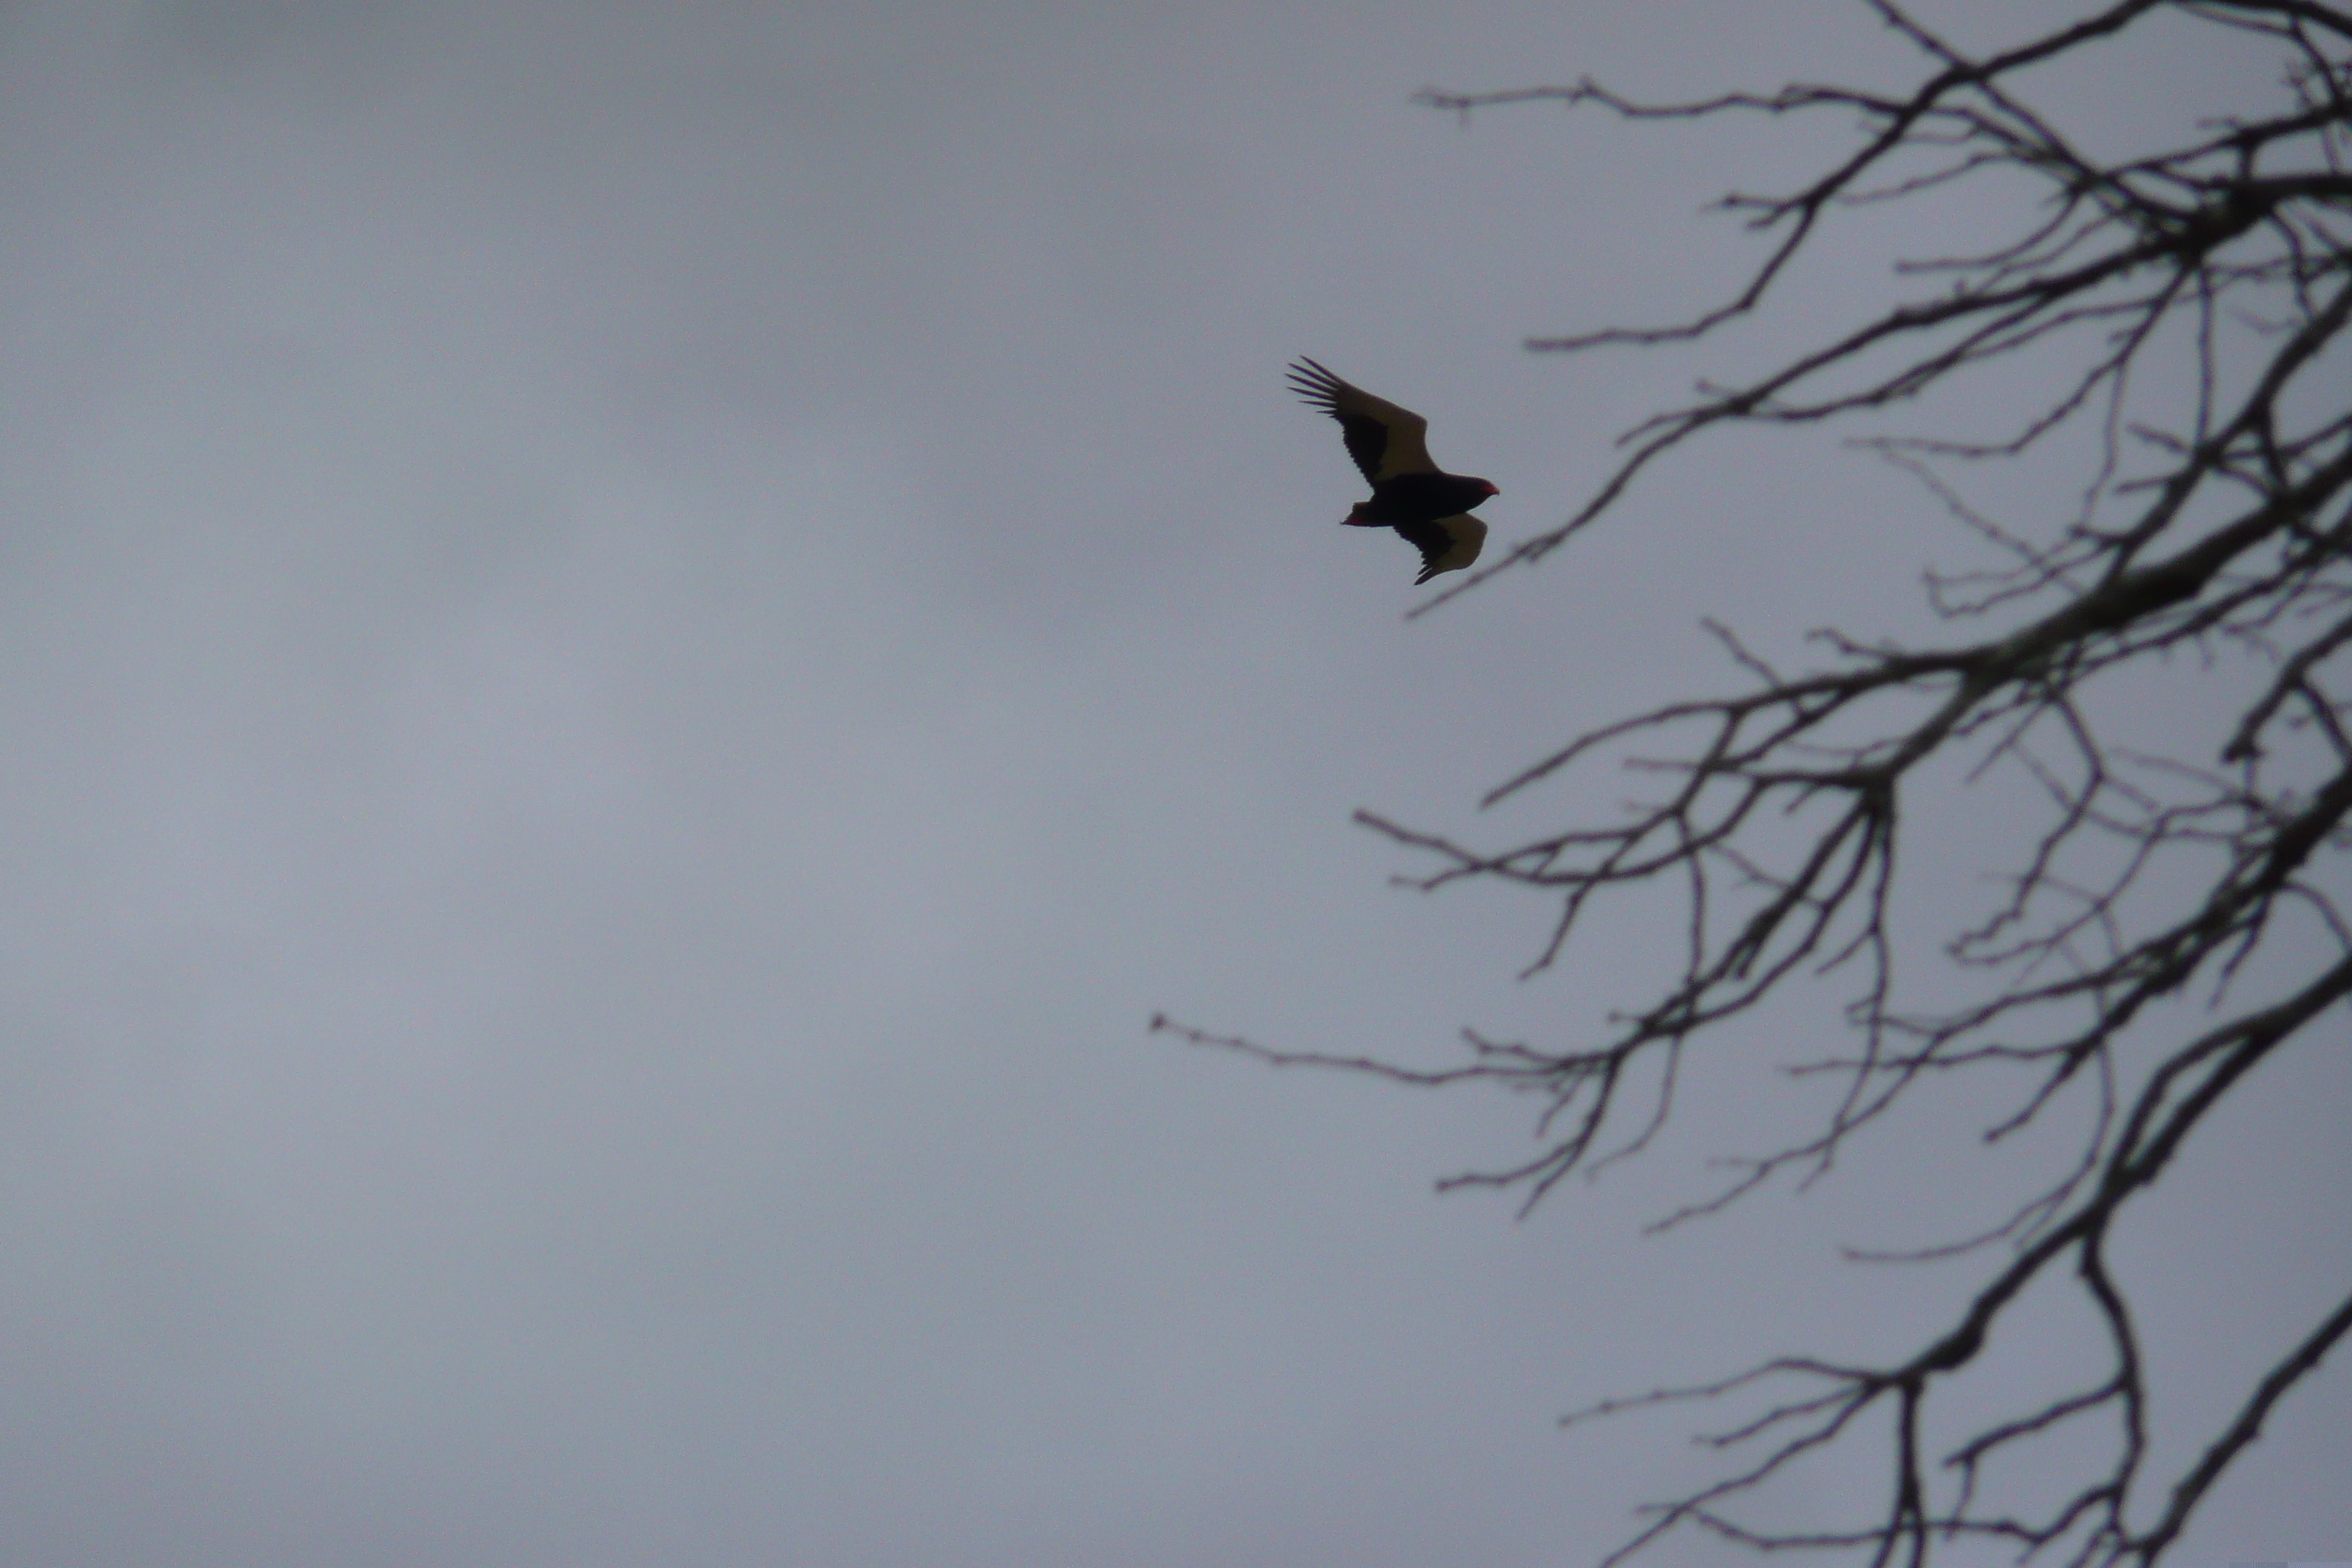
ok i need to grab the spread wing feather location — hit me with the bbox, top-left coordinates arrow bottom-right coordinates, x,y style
1285,358 -> 1436,483
1394,513 -> 1488,586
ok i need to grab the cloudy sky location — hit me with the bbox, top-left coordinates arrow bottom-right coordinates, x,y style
1,2 -> 2345,1564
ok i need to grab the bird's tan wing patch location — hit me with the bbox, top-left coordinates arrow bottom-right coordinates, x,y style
1398,513 -> 1487,585
1286,358 -> 1438,482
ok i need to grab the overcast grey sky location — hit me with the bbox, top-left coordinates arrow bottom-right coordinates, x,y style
1,3 -> 2345,1565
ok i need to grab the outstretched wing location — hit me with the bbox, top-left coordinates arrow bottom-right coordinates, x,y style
1286,358 -> 1436,483
1393,513 -> 1488,586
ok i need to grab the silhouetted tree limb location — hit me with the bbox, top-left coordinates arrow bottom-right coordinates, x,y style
1163,3 -> 2351,1564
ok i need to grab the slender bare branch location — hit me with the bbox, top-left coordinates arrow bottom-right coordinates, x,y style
1172,5 -> 2351,1564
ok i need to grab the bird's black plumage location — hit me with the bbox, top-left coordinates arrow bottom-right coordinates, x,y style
1287,358 -> 1499,584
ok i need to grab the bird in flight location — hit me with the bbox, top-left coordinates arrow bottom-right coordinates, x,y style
1286,357 -> 1499,585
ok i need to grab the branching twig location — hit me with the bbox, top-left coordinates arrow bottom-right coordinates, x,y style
1169,4 -> 2351,1564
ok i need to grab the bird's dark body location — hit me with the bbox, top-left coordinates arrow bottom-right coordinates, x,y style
1344,472 -> 1499,529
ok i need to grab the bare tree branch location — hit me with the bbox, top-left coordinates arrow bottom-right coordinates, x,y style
1171,4 -> 2351,1564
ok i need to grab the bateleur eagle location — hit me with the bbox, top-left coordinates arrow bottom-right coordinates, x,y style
1286,357 -> 1499,584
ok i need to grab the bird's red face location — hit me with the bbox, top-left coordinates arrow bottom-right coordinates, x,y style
1478,480 -> 1501,497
